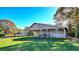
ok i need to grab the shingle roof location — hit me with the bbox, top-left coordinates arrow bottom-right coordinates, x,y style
0,20 -> 16,27
28,23 -> 64,30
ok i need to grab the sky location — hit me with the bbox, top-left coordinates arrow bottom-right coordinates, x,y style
0,7 -> 58,29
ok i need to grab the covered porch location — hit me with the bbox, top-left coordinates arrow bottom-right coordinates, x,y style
30,28 -> 66,38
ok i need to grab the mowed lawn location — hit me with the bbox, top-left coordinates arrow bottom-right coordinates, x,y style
0,36 -> 79,51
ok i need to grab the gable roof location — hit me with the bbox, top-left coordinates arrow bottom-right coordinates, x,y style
30,23 -> 54,27
0,20 -> 16,27
27,23 -> 64,30
24,26 -> 29,30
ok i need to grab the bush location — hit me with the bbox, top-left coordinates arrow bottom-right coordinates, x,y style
26,31 -> 33,36
6,34 -> 14,37
77,31 -> 79,38
68,32 -> 75,37
0,34 -> 4,37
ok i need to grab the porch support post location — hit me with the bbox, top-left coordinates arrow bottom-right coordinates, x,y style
40,29 -> 42,37
55,28 -> 58,38
64,28 -> 66,38
34,31 -> 37,37
46,29 -> 49,37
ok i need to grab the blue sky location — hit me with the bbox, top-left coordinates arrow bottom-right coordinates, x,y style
0,7 -> 58,29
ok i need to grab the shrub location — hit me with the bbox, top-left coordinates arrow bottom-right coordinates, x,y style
26,31 -> 33,36
0,34 -> 4,37
6,34 -> 14,37
77,31 -> 79,38
68,32 -> 75,37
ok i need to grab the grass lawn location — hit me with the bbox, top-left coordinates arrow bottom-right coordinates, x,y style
0,37 -> 25,48
0,36 -> 79,51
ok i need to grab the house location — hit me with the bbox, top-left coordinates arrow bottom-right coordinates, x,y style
0,19 -> 18,36
27,23 -> 66,38
24,26 -> 30,36
0,19 -> 16,29
15,29 -> 26,36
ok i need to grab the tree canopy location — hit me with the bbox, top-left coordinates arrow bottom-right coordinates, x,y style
54,7 -> 79,38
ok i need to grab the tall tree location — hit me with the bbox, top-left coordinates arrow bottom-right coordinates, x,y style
66,7 -> 79,38
0,23 -> 4,33
54,7 -> 79,38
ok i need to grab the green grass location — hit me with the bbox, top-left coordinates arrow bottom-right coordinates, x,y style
0,36 -> 79,51
0,37 -> 25,48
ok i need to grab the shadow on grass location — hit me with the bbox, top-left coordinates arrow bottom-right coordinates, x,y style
0,37 -> 79,51
13,37 -> 66,42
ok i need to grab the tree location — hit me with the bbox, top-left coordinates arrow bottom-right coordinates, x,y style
0,23 -> 3,32
66,7 -> 79,38
54,7 -> 79,38
4,27 -> 18,37
0,23 -> 5,37
0,19 -> 18,37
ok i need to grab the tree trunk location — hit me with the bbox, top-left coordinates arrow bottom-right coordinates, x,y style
75,23 -> 78,38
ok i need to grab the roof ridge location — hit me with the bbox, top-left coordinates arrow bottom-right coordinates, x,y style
33,22 -> 54,26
